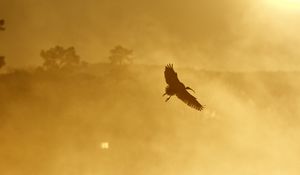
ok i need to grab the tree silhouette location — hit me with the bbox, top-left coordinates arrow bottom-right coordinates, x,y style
0,19 -> 5,70
0,19 -> 4,31
0,56 -> 5,69
108,45 -> 133,65
40,46 -> 81,71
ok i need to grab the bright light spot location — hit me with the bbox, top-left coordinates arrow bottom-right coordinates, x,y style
211,111 -> 216,118
100,142 -> 109,149
264,0 -> 300,10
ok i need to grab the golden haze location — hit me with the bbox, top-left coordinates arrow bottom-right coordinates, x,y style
1,0 -> 300,174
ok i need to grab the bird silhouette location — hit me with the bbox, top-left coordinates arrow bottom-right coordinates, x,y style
163,64 -> 204,111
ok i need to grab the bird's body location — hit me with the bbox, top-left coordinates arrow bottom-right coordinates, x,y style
163,64 -> 204,111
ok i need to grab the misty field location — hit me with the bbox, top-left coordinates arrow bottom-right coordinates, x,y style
1,64 -> 300,175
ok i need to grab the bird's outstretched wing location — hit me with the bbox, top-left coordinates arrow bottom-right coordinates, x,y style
164,64 -> 180,86
176,89 -> 204,111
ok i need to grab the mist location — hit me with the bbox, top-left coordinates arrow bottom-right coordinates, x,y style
1,64 -> 300,174
1,0 -> 300,174
1,0 -> 300,70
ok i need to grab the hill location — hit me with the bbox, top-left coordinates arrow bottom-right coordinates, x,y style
1,63 -> 300,175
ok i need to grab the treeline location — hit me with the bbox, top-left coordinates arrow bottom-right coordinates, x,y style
37,45 -> 134,72
0,44 -> 134,73
0,19 -> 134,72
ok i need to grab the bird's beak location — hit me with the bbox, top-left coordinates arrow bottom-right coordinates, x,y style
186,87 -> 195,93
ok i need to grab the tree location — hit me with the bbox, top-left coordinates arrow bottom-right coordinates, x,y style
0,19 -> 5,70
108,45 -> 133,65
0,56 -> 5,69
40,46 -> 81,71
0,19 -> 5,31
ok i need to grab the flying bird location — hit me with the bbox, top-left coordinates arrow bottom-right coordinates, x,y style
163,64 -> 204,111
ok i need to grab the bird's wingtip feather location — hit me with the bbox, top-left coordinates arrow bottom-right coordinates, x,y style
166,63 -> 174,69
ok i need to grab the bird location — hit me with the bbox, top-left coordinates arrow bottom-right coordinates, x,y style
163,64 -> 204,111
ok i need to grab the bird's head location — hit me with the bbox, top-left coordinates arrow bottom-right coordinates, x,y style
185,86 -> 195,93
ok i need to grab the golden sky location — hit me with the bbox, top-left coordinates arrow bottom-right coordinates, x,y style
2,1 -> 300,174
1,0 -> 300,70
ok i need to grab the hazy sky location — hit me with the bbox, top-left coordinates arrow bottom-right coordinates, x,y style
1,0 -> 300,70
